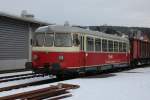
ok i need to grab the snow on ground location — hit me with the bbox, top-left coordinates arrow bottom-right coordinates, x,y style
0,71 -> 33,78
63,67 -> 150,100
0,67 -> 150,100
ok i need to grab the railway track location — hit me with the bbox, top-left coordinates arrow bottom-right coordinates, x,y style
0,73 -> 44,83
0,76 -> 57,92
0,71 -> 32,79
0,83 -> 80,100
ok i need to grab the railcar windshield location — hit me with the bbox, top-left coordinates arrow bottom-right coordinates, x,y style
33,33 -> 54,47
54,33 -> 72,47
33,33 -> 45,46
45,33 -> 54,46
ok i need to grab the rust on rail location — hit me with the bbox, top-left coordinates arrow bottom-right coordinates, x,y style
0,83 -> 80,100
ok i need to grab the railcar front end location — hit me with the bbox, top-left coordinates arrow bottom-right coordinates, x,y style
26,30 -> 83,76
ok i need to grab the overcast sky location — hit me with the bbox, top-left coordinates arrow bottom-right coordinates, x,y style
0,0 -> 150,27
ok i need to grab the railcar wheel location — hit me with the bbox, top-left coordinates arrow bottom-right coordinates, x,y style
56,70 -> 79,80
56,72 -> 65,80
130,60 -> 138,68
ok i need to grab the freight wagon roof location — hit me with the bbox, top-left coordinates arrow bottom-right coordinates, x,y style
36,25 -> 129,42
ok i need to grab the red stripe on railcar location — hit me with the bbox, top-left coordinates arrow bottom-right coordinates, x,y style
32,51 -> 129,70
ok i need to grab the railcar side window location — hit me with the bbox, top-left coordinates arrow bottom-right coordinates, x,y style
102,39 -> 108,52
119,42 -> 123,52
80,36 -> 84,50
95,38 -> 101,51
123,43 -> 127,52
108,40 -> 113,52
114,41 -> 118,52
34,33 -> 45,46
54,33 -> 72,47
45,33 -> 54,46
86,37 -> 94,51
73,34 -> 80,46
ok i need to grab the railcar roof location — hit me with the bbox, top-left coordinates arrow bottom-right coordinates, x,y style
35,25 -> 129,42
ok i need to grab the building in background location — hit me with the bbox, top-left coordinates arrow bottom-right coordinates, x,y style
0,11 -> 49,71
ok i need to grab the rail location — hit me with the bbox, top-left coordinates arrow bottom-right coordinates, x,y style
0,83 -> 80,100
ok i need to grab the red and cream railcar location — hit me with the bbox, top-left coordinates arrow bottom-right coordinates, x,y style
26,25 -> 130,76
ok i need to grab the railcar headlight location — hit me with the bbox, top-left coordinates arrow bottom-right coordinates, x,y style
58,55 -> 64,61
32,55 -> 38,61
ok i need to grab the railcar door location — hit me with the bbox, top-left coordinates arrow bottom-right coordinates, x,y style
79,34 -> 86,67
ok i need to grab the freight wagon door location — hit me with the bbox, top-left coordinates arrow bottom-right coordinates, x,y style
130,39 -> 133,61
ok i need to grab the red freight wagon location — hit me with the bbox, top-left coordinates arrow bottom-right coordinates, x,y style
130,38 -> 150,66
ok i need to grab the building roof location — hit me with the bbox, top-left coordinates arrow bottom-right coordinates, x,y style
0,11 -> 50,25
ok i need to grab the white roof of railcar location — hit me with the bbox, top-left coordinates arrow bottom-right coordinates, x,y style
35,25 -> 129,42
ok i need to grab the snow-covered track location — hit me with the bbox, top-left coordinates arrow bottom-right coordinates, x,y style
0,73 -> 44,83
0,71 -> 32,79
0,83 -> 79,100
0,77 -> 58,92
